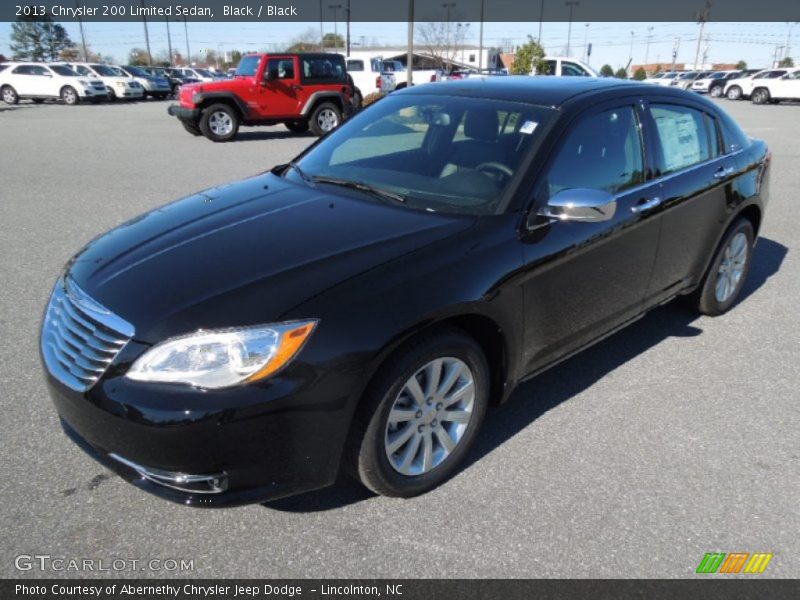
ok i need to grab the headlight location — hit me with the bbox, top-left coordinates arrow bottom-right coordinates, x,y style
126,320 -> 317,389
115,81 -> 126,87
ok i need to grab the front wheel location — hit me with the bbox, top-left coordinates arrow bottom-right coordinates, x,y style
1,85 -> 19,105
726,86 -> 742,100
61,86 -> 79,105
199,103 -> 239,142
751,88 -> 770,105
308,102 -> 342,136
694,218 -> 754,316
346,328 -> 489,497
709,85 -> 723,98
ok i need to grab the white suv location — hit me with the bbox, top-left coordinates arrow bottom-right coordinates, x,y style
724,69 -> 791,100
59,62 -> 144,100
0,62 -> 107,105
750,69 -> 800,104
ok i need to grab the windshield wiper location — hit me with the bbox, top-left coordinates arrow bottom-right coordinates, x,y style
285,161 -> 314,187
312,176 -> 406,204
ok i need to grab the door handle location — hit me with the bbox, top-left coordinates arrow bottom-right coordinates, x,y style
713,165 -> 735,179
291,84 -> 303,91
631,196 -> 662,213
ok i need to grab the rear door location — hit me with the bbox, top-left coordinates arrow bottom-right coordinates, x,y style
520,100 -> 664,372
642,101 -> 740,302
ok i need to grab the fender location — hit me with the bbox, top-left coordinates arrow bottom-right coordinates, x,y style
300,91 -> 347,116
193,92 -> 250,118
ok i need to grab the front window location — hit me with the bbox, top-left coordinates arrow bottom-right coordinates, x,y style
292,94 -> 555,215
91,65 -> 119,77
266,58 -> 295,80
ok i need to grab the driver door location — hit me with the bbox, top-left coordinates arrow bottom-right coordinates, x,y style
257,56 -> 301,117
519,101 -> 664,373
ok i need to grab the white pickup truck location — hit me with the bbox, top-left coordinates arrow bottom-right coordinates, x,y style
345,57 -> 396,106
380,59 -> 441,89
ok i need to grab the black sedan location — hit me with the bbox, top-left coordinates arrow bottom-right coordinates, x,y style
41,77 -> 770,506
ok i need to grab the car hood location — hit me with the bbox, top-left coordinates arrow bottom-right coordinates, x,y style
66,173 -> 474,343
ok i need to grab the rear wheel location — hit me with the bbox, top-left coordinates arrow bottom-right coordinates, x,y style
61,86 -> 79,105
199,103 -> 239,142
353,90 -> 363,109
1,85 -> 19,105
726,86 -> 742,100
308,102 -> 342,136
284,119 -> 309,133
346,328 -> 489,497
694,218 -> 754,316
751,88 -> 770,105
181,120 -> 202,136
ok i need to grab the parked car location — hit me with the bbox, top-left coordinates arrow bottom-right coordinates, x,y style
670,71 -> 711,90
750,69 -> 800,104
380,59 -> 441,88
116,65 -> 172,99
142,67 -> 201,97
692,70 -> 739,96
57,62 -> 144,100
168,53 -> 352,141
175,67 -> 218,82
643,72 -> 666,84
0,62 -> 107,105
345,56 -> 396,106
42,77 -> 770,506
652,71 -> 681,87
534,57 -> 599,77
724,68 -> 790,100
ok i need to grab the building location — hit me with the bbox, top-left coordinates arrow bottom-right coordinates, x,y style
343,45 -> 503,71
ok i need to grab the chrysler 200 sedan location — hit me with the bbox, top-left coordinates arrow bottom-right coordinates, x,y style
42,78 -> 770,506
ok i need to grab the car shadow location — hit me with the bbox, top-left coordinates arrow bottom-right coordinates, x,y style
234,130 -> 315,142
262,237 -> 788,513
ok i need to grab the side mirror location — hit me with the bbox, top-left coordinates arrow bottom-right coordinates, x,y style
537,188 -> 617,223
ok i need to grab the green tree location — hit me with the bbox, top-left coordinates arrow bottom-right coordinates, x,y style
735,59 -> 747,69
633,67 -> 647,80
778,56 -> 794,67
322,32 -> 344,50
599,64 -> 614,77
653,64 -> 663,74
509,36 -> 547,75
10,14 -> 74,61
230,50 -> 243,66
128,48 -> 151,66
614,68 -> 628,79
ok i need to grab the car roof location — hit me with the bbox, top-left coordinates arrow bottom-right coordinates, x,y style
401,76 -> 679,107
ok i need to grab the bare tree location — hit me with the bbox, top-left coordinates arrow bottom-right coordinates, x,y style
416,22 -> 455,70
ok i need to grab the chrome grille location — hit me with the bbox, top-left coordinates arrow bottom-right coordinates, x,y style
41,278 -> 134,392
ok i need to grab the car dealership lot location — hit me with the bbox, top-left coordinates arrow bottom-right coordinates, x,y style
0,98 -> 798,578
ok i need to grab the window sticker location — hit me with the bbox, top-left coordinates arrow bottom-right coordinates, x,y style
520,120 -> 538,135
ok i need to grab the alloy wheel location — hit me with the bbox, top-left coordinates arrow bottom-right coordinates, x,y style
317,108 -> 339,132
208,111 -> 233,136
62,88 -> 77,105
710,86 -> 722,98
715,232 -> 748,303
384,357 -> 475,476
2,88 -> 16,103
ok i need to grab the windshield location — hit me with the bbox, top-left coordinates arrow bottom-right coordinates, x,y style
236,55 -> 260,76
91,65 -> 119,77
125,66 -> 147,77
50,65 -> 77,76
196,68 -> 213,77
292,94 -> 555,215
663,73 -> 678,79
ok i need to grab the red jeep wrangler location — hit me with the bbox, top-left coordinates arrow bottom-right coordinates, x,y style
167,53 -> 352,142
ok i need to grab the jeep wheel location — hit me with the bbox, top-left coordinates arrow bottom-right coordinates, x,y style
181,120 -> 203,136
61,86 -> 79,105
2,85 -> 19,105
353,90 -> 363,109
309,102 -> 342,136
284,120 -> 309,133
199,103 -> 239,142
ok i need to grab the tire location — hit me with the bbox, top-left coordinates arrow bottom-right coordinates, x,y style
709,85 -> 723,98
1,85 -> 19,105
181,120 -> 203,136
199,103 -> 239,142
32,98 -> 45,104
156,93 -> 168,100
726,86 -> 742,100
61,86 -> 79,105
751,88 -> 770,105
694,218 -> 754,316
107,88 -> 117,102
284,119 -> 309,133
353,90 -> 363,109
346,328 -> 490,497
308,102 -> 342,136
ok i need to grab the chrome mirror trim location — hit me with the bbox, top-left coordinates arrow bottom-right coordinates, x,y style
538,188 -> 617,223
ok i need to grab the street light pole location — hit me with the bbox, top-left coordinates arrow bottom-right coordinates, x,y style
442,2 -> 455,65
346,0 -> 351,56
319,0 -> 324,49
694,0 -> 712,70
583,22 -> 590,62
329,4 -> 343,53
184,17 -> 191,65
537,0 -> 545,43
75,0 -> 88,60
407,0 -> 414,85
644,25 -> 654,67
629,30 -> 635,65
565,1 -> 578,57
141,0 -> 152,65
478,0 -> 484,71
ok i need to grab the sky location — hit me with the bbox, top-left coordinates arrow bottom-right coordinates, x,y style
0,20 -> 795,69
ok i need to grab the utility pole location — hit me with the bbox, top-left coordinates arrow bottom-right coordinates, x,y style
644,25 -> 654,67
346,0 -> 351,56
694,0 -> 712,70
538,0 -> 545,43
565,2 -> 578,57
166,18 -> 173,66
629,30 -> 634,65
141,0 -> 152,65
319,0 -> 324,49
583,23 -> 590,62
671,37 -> 680,72
442,2 -> 456,64
478,0 -> 484,71
329,4 -> 342,53
75,0 -> 88,60
407,0 -> 414,85
184,17 -> 191,65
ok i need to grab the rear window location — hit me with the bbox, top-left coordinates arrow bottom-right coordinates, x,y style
650,104 -> 713,173
300,55 -> 347,84
347,60 -> 364,72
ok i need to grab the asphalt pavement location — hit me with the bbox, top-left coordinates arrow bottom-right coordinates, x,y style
0,97 -> 797,578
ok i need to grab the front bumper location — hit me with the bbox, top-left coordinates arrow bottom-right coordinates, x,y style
45,349 -> 356,506
167,104 -> 200,120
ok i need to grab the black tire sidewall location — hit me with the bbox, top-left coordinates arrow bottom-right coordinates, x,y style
698,219 -> 754,316
354,330 -> 490,497
284,120 -> 309,133
199,103 -> 239,142
309,102 -> 342,136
